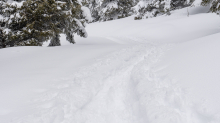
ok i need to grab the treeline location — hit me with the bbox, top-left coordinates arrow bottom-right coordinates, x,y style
86,0 -> 219,21
0,0 -> 219,48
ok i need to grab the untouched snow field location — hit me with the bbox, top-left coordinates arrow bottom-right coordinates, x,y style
1,6 -> 220,123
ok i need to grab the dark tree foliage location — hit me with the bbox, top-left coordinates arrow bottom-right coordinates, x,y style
133,0 -> 193,20
202,0 -> 220,13
99,0 -> 135,21
170,0 -> 188,10
133,0 -> 170,20
49,33 -> 61,46
83,0 -> 100,22
7,0 -> 62,46
0,0 -> 16,48
1,0 -> 89,48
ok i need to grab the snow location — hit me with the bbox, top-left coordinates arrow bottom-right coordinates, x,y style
3,28 -> 11,34
1,6 -> 220,123
9,1 -> 24,8
0,15 -> 3,21
132,1 -> 148,12
81,6 -> 93,22
192,0 -> 203,6
102,1 -> 118,13
157,33 -> 220,115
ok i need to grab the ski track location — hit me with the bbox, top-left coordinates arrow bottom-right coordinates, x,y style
10,37 -> 216,123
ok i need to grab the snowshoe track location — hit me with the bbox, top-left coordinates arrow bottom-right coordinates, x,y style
11,41 -> 196,123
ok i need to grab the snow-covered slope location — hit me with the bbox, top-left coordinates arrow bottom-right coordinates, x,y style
1,6 -> 220,123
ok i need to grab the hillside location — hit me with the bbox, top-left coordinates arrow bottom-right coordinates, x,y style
1,6 -> 220,123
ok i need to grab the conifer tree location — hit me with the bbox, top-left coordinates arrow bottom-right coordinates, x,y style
133,0 -> 192,20
6,0 -> 56,46
59,0 -> 90,45
83,0 -> 100,22
0,0 -> 16,48
90,0 -> 100,22
44,0 -> 66,46
5,0 -> 91,47
0,1 -> 5,48
49,34 -> 61,46
201,0 -> 220,13
170,0 -> 189,10
99,0 -> 135,21
133,0 -> 169,20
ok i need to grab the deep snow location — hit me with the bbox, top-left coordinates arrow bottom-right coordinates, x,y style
1,6 -> 220,123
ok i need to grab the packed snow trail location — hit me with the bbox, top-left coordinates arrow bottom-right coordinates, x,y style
9,42 -> 202,123
11,39 -> 220,123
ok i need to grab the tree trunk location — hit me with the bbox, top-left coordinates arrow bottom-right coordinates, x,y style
48,34 -> 61,46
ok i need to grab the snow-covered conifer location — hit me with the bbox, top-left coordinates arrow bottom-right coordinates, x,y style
49,34 -> 61,46
6,0 -> 59,46
60,0 -> 91,45
0,0 -> 16,48
4,0 -> 91,47
82,0 -> 100,22
133,0 -> 169,19
0,1 -> 6,48
170,0 -> 191,10
192,0 -> 220,14
133,0 -> 192,20
90,0 -> 101,22
201,0 -> 220,13
99,0 -> 135,21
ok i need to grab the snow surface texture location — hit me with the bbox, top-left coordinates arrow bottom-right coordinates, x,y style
1,6 -> 220,123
